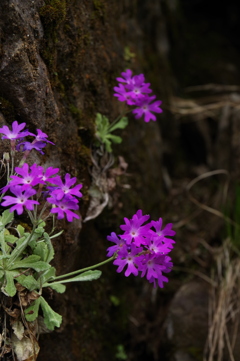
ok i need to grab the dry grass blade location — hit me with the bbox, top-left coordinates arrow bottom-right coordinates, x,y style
204,240 -> 240,361
186,169 -> 240,228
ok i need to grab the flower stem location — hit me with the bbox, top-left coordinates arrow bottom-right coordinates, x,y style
52,256 -> 116,281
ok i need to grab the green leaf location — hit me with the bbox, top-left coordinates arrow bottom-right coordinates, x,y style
2,271 -> 17,297
95,113 -> 110,140
107,134 -> 122,144
95,113 -> 109,131
16,275 -> 39,291
104,138 -> 112,153
9,234 -> 31,262
49,230 -> 64,239
28,221 -> 46,248
40,296 -> 62,330
25,298 -> 41,322
16,225 -> 25,237
116,344 -> 128,360
95,113 -> 128,153
0,209 -> 14,227
95,112 -> 103,127
110,295 -> 120,306
44,283 -> 66,294
43,232 -> 55,263
5,234 -> 17,244
52,270 -> 102,284
69,270 -> 102,282
108,117 -> 128,132
8,255 -> 50,272
41,267 -> 56,283
32,242 -> 48,261
0,255 -> 10,265
0,230 -> 9,255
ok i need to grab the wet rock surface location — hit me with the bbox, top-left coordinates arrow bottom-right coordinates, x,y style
166,280 -> 210,361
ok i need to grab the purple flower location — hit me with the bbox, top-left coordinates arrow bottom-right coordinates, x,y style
113,84 -> 136,105
107,210 -> 175,288
116,69 -> 134,85
132,95 -> 163,122
113,245 -> 143,277
151,218 -> 176,237
106,232 -> 127,257
1,185 -> 39,215
0,121 -> 33,140
139,254 -> 167,282
16,141 -> 47,154
146,235 -> 173,255
33,129 -> 55,145
3,164 -> 43,192
150,218 -> 176,248
148,255 -> 173,288
119,210 -> 151,246
125,74 -> 152,100
47,194 -> 80,222
114,70 -> 163,122
49,173 -> 83,201
38,166 -> 59,183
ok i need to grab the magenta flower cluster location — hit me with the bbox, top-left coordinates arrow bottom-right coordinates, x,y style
0,120 -> 54,154
113,69 -> 163,122
106,210 -> 175,288
0,121 -> 82,222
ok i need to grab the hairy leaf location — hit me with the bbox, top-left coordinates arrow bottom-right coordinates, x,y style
16,225 -> 25,237
16,275 -> 39,291
3,271 -> 17,297
53,270 -> 102,284
25,298 -> 41,322
40,296 -> 62,330
107,134 -> 122,144
41,267 -> 56,283
45,283 -> 66,293
43,232 -> 55,262
8,255 -> 50,272
0,209 -> 14,228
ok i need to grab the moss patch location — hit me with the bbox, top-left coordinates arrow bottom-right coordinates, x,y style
39,0 -> 67,25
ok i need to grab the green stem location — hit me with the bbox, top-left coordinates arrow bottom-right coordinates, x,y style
26,210 -> 36,227
51,255 -> 116,281
10,150 -> 15,177
37,201 -> 49,221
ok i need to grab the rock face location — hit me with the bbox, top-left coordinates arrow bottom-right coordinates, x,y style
166,281 -> 210,361
2,1 -> 240,360
0,1 -> 166,360
0,0 -> 59,128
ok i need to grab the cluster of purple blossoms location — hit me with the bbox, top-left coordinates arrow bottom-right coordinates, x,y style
0,121 -> 82,222
106,210 -> 175,288
113,69 -> 163,123
0,120 -> 54,153
0,164 -> 82,222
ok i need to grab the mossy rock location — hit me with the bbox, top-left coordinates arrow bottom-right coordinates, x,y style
39,0 -> 67,25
